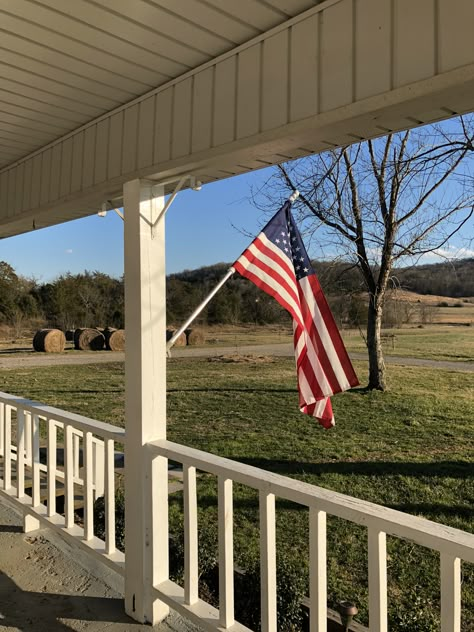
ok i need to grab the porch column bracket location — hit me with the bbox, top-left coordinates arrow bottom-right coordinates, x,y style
150,175 -> 202,237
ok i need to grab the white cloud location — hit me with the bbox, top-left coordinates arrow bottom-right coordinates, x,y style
428,246 -> 474,260
65,249 -> 73,254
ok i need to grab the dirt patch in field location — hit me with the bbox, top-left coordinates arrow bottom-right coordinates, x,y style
207,354 -> 275,364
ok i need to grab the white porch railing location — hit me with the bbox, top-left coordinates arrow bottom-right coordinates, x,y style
0,391 -> 125,575
148,440 -> 474,632
1,390 -> 474,632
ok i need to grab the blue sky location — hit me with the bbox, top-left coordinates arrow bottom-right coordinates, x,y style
1,161 -> 473,283
1,169 -> 275,282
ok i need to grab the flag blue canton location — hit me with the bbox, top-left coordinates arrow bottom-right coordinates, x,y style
261,201 -> 314,281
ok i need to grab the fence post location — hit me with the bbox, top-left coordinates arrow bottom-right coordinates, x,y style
124,180 -> 168,624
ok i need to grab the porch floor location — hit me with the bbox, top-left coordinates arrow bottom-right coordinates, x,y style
0,499 -> 200,632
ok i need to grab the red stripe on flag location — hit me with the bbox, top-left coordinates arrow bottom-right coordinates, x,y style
307,275 -> 359,388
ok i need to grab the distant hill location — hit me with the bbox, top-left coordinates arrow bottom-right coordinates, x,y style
396,258 -> 474,297
166,258 -> 474,327
169,257 -> 474,299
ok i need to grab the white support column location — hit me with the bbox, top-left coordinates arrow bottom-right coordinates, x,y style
124,179 -> 169,625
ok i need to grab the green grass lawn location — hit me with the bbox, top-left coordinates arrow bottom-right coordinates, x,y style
341,325 -> 474,362
0,358 -> 473,630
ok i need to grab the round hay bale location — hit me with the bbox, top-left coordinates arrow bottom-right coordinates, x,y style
166,328 -> 186,346
77,328 -> 105,351
173,331 -> 186,347
107,328 -> 125,351
65,329 -> 74,342
186,328 -> 205,346
33,329 -> 66,353
74,328 -> 84,350
104,327 -> 117,348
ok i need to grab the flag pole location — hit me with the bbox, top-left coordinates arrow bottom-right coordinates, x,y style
167,190 -> 299,353
167,267 -> 236,352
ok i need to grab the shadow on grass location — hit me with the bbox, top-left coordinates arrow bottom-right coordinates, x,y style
168,387 -> 298,394
234,457 -> 473,479
0,348 -> 33,355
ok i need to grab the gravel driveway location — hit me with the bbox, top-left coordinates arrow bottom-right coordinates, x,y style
0,343 -> 473,372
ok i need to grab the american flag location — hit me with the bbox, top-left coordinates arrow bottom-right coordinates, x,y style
233,200 -> 359,428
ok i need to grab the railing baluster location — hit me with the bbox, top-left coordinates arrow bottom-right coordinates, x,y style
368,528 -> 388,632
47,419 -> 57,516
93,438 -> 105,500
309,508 -> 327,632
31,414 -> 40,507
260,491 -> 277,632
16,409 -> 25,498
64,424 -> 74,528
105,438 -> 115,554
441,553 -> 461,632
0,401 -> 4,457
218,477 -> 234,628
3,405 -> 11,489
73,431 -> 80,480
184,465 -> 198,605
24,411 -> 32,466
84,431 -> 94,541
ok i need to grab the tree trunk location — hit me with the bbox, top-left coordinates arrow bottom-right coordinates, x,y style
367,296 -> 386,390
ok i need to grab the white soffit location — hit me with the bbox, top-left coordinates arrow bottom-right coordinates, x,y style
0,0 -> 320,169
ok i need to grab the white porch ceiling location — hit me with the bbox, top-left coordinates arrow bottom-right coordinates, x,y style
0,0 -> 320,169
1,0 -> 474,239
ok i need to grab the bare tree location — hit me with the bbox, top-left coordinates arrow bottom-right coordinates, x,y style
260,118 -> 474,390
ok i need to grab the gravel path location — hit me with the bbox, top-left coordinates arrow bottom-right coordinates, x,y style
0,343 -> 473,372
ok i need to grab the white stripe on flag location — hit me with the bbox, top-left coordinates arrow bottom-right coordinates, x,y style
300,276 -> 351,391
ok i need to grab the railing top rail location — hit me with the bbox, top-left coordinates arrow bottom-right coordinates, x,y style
0,391 -> 125,442
148,439 -> 474,564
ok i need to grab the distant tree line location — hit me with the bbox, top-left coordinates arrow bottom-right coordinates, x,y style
0,258 -> 472,336
0,262 -> 124,334
396,258 -> 474,297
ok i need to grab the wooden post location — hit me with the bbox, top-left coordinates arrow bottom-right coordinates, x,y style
124,180 -> 169,624
441,553 -> 461,632
368,528 -> 388,632
260,491 -> 277,632
309,508 -> 327,632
